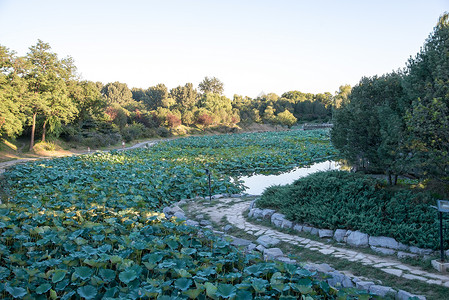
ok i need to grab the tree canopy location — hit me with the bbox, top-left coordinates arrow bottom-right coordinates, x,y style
332,13 -> 449,184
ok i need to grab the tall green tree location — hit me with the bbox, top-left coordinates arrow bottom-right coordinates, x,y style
0,46 -> 27,138
24,40 -> 77,149
332,73 -> 407,182
146,83 -> 170,109
198,76 -> 224,95
101,81 -> 133,106
404,13 -> 449,180
170,83 -> 198,111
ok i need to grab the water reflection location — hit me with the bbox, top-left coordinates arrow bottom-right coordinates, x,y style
241,160 -> 340,195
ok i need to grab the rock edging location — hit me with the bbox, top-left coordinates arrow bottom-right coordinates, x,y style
248,199 -> 441,261
163,196 -> 426,300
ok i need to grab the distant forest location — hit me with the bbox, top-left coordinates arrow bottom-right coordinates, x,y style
0,41 -> 348,149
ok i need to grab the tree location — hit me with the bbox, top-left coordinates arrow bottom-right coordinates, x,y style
170,83 -> 198,111
0,45 -> 27,138
101,82 -> 133,106
262,106 -> 276,124
198,76 -> 224,95
334,85 -> 351,109
331,73 -> 407,181
70,80 -> 107,124
24,40 -> 77,149
276,110 -> 297,128
403,13 -> 449,181
144,83 -> 170,109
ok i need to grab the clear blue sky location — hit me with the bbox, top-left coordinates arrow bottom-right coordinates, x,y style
0,0 -> 447,98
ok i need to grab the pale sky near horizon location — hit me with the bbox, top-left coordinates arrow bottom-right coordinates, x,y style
0,0 -> 447,98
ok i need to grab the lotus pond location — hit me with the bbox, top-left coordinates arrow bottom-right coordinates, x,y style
0,130 -> 375,299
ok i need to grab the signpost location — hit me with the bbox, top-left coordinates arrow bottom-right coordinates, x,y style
431,200 -> 449,272
205,169 -> 211,202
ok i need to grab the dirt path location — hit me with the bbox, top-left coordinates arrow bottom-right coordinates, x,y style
0,138 -> 162,173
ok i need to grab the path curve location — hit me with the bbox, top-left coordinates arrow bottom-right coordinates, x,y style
0,138 -> 163,173
195,198 -> 449,288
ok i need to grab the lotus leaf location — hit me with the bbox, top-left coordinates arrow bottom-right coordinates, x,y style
35,283 -> 52,294
174,278 -> 193,291
251,278 -> 268,293
119,269 -> 138,284
74,266 -> 94,280
77,285 -> 97,299
5,285 -> 27,298
204,282 -> 217,298
52,269 -> 67,283
183,288 -> 203,299
99,268 -> 116,282
216,284 -> 237,298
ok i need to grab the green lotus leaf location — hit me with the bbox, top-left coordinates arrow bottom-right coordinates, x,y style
77,285 -> 97,299
55,279 -> 70,291
244,264 -> 262,276
181,247 -> 196,255
251,278 -> 268,293
176,269 -> 192,278
52,269 -> 67,283
61,290 -> 76,300
174,278 -> 192,291
74,266 -> 94,280
5,285 -> 27,298
102,286 -> 118,298
99,269 -> 116,282
0,266 -> 11,280
36,283 -> 52,294
81,246 -> 98,255
235,289 -> 253,300
216,284 -> 237,298
166,240 -> 179,249
119,269 -> 138,284
204,282 -> 217,298
183,288 -> 202,299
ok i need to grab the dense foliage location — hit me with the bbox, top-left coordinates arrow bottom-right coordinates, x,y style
4,130 -> 336,208
258,171 -> 445,250
0,202 -> 371,299
0,41 -> 338,149
332,13 -> 449,185
0,131 -> 368,299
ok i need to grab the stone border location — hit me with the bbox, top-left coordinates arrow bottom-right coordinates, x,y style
162,196 -> 426,300
248,199 -> 447,261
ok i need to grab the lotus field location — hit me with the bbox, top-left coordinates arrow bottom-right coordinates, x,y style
0,129 -> 372,299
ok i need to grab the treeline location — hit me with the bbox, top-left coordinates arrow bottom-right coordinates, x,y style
0,40 -> 344,149
332,13 -> 449,184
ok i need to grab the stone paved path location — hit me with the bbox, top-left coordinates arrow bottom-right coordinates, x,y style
193,198 -> 449,289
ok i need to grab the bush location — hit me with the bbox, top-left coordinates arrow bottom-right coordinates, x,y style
121,122 -> 145,142
156,127 -> 171,137
258,171 -> 446,249
82,132 -> 121,148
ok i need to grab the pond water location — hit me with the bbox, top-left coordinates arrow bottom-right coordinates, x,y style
240,160 -> 340,195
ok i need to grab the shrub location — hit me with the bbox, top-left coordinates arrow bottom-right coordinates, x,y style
121,122 -> 145,142
156,127 -> 171,137
258,171 -> 446,249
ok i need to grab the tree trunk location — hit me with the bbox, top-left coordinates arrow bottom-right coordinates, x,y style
42,120 -> 47,142
387,170 -> 392,185
394,174 -> 398,185
29,112 -> 37,151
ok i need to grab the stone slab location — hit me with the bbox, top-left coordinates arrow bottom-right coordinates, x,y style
347,231 -> 369,247
256,235 -> 280,248
369,236 -> 399,249
319,229 -> 334,238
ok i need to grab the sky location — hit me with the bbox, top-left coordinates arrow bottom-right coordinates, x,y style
0,0 -> 447,98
